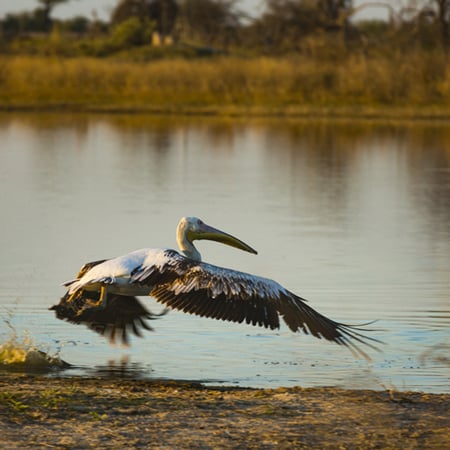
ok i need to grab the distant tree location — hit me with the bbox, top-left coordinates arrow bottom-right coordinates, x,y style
246,0 -> 354,51
425,0 -> 450,47
110,16 -> 156,46
111,0 -> 178,39
255,0 -> 319,49
1,14 -> 22,37
0,9 -> 55,36
61,16 -> 90,34
395,0 -> 450,48
318,0 -> 353,28
36,0 -> 72,31
177,0 -> 242,47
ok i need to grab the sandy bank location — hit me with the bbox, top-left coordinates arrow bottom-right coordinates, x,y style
0,373 -> 448,449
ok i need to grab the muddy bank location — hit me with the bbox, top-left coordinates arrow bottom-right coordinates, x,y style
0,373 -> 448,449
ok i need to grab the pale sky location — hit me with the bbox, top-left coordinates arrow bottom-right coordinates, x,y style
0,0 -> 390,21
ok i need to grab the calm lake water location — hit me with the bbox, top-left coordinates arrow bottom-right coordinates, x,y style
0,114 -> 449,392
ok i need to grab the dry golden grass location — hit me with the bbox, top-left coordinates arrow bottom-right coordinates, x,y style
0,52 -> 449,117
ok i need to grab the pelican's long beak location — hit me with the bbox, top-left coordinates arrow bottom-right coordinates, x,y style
195,222 -> 258,255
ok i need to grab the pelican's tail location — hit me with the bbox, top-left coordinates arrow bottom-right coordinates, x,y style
62,279 -> 79,287
62,259 -> 110,291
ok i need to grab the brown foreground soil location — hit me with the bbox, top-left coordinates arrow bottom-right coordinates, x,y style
0,373 -> 448,449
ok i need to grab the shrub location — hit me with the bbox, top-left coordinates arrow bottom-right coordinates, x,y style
110,17 -> 155,48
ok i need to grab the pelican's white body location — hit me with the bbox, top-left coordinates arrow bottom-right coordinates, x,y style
66,248 -> 170,296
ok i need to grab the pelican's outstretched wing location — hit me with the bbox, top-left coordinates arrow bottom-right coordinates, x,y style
131,250 -> 381,359
51,259 -> 167,345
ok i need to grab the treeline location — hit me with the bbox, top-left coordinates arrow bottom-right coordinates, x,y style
0,0 -> 449,58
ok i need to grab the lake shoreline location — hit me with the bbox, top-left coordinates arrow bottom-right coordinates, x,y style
1,373 -> 449,448
2,104 -> 450,122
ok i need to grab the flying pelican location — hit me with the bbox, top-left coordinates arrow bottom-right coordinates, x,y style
51,217 -> 380,359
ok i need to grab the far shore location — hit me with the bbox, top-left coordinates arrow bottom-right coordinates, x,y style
2,103 -> 450,122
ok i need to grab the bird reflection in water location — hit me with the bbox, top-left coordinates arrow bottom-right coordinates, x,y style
91,354 -> 151,379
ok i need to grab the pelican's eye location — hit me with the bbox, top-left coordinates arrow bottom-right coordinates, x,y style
197,219 -> 203,225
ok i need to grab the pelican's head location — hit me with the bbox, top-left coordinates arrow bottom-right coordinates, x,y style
176,216 -> 257,260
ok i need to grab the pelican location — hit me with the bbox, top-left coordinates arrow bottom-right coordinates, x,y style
51,217 -> 380,359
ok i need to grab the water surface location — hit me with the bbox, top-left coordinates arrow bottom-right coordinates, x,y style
0,114 -> 449,392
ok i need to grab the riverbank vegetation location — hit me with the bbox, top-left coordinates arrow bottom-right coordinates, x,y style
0,1 -> 449,117
1,51 -> 449,117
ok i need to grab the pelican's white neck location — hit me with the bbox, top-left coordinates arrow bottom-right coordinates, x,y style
176,219 -> 202,261
178,238 -> 202,261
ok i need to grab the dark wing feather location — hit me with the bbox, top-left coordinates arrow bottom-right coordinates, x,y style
137,254 -> 381,360
52,256 -> 167,345
50,289 -> 167,345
